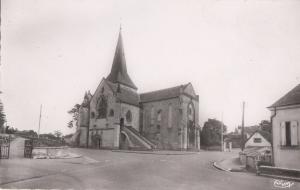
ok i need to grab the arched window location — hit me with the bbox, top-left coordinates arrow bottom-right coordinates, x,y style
97,95 -> 107,119
187,103 -> 194,121
150,107 -> 155,125
109,109 -> 114,117
126,110 -> 132,122
157,110 -> 162,122
168,105 -> 172,128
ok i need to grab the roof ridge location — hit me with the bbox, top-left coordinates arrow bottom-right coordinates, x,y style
269,83 -> 300,108
140,83 -> 188,95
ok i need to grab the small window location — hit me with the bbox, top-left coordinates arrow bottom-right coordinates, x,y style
101,87 -> 105,93
253,138 -> 262,143
93,125 -> 97,128
109,109 -> 114,117
91,112 -> 95,118
126,110 -> 132,122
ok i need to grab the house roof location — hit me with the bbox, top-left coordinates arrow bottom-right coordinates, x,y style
140,84 -> 189,103
238,125 -> 260,135
106,30 -> 137,90
269,83 -> 300,108
106,80 -> 140,106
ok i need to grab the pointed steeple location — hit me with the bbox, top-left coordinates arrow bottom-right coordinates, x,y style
106,29 -> 137,90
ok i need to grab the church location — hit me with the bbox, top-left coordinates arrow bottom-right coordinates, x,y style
75,30 -> 200,150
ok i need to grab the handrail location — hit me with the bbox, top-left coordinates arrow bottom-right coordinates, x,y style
123,126 -> 156,148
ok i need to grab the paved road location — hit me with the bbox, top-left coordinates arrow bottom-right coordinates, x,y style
0,148 -> 299,190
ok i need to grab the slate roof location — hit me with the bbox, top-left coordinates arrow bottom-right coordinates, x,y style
140,84 -> 189,103
106,31 -> 137,90
106,80 -> 140,107
269,84 -> 300,108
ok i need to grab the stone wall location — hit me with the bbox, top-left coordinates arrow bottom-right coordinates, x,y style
141,98 -> 181,150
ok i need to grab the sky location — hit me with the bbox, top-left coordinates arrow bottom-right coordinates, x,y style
1,0 -> 300,135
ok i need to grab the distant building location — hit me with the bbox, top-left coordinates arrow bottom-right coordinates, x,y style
268,84 -> 300,170
244,131 -> 271,148
75,30 -> 200,150
237,125 -> 260,139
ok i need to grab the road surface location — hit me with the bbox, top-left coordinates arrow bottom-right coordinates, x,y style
0,147 -> 299,189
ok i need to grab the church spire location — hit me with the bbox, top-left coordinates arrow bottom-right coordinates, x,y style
106,29 -> 137,90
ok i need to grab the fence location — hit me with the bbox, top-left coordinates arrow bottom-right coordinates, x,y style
0,135 -> 10,159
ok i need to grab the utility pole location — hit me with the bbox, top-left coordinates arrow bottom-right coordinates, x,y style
241,101 -> 245,151
37,104 -> 42,138
221,112 -> 224,152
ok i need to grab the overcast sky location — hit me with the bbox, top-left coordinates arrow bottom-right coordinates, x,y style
1,0 -> 300,135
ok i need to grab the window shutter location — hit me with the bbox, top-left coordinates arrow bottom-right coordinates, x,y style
280,122 -> 286,146
291,121 -> 298,146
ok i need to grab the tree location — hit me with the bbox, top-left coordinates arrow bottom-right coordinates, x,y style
67,104 -> 80,128
259,120 -> 272,134
53,130 -> 62,139
200,118 -> 227,147
0,100 -> 6,132
5,126 -> 17,134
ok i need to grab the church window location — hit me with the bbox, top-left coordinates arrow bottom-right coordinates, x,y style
97,95 -> 107,119
168,105 -> 172,128
126,110 -> 132,122
157,110 -> 162,122
150,107 -> 155,125
109,109 -> 114,117
101,87 -> 105,93
91,112 -> 95,118
187,103 -> 194,121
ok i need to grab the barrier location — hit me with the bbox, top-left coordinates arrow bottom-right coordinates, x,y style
257,165 -> 300,181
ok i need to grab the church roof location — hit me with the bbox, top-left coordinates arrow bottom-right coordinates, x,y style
140,84 -> 189,103
106,31 -> 137,90
269,83 -> 300,108
106,80 -> 140,106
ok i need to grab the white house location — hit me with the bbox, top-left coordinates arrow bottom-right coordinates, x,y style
244,131 -> 271,148
268,84 -> 300,170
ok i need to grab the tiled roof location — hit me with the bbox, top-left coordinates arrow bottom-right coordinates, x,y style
106,31 -> 137,90
140,84 -> 189,103
270,84 -> 300,108
106,80 -> 140,106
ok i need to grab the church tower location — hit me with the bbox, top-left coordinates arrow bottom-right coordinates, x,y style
106,30 -> 137,90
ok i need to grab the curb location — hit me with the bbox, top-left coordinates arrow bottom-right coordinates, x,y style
111,150 -> 198,155
213,161 -> 231,172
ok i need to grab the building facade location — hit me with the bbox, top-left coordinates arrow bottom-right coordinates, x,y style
76,31 -> 200,150
244,131 -> 271,148
269,84 -> 300,170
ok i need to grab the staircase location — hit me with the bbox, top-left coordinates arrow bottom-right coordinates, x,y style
122,126 -> 156,150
